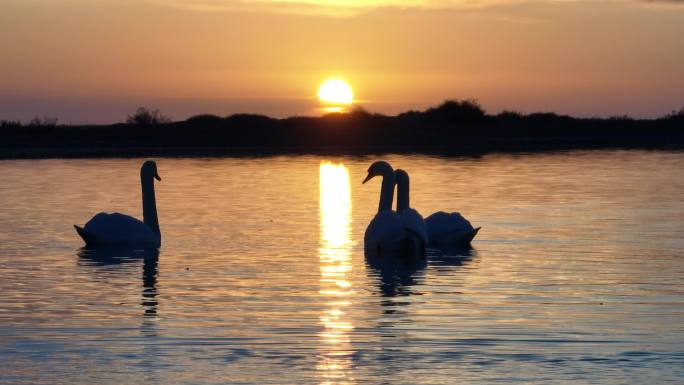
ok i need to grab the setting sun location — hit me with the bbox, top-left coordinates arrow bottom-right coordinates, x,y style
317,79 -> 354,106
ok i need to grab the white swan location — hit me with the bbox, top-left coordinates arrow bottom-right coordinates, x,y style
75,160 -> 162,248
394,169 -> 428,253
363,161 -> 423,258
425,209 -> 480,247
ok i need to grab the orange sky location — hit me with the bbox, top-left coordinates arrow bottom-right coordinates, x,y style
1,0 -> 683,123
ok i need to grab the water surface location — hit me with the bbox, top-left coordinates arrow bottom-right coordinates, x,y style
1,151 -> 683,384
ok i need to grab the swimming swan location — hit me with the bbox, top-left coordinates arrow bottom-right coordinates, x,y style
363,161 -> 423,258
394,169 -> 428,254
425,208 -> 480,247
74,160 -> 162,248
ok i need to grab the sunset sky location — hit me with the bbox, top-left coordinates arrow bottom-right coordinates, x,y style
1,0 -> 683,123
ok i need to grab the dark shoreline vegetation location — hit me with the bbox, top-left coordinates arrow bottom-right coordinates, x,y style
2,100 -> 683,159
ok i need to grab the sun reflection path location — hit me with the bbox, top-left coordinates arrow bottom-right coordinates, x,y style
318,162 -> 355,385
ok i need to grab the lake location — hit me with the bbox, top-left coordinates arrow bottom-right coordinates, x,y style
1,151 -> 683,384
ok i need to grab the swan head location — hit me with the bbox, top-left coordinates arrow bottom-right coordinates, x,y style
141,160 -> 161,181
363,160 -> 394,184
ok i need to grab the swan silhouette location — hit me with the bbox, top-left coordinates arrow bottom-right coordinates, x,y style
394,169 -> 428,254
363,161 -> 423,258
425,208 -> 480,247
74,160 -> 162,248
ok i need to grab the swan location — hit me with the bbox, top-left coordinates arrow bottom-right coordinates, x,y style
394,169 -> 428,253
363,161 -> 423,258
74,160 -> 162,248
425,208 -> 480,247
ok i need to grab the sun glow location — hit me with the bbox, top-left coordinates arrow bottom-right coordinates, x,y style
318,162 -> 354,384
318,79 -> 354,106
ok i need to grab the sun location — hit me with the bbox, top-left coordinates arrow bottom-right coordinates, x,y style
318,79 -> 354,106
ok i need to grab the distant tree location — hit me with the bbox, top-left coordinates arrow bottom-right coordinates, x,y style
675,105 -> 684,117
349,105 -> 371,117
425,99 -> 486,123
126,107 -> 171,125
186,113 -> 222,124
186,114 -> 221,121
527,112 -> 563,120
608,115 -> 633,121
28,116 -> 59,127
497,110 -> 524,120
1,119 -> 22,128
224,113 -> 275,129
658,105 -> 684,121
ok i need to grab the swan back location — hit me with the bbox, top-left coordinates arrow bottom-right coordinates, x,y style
400,208 -> 428,247
425,211 -> 479,246
76,213 -> 160,247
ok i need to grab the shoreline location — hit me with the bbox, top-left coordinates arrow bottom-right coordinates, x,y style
4,100 -> 682,159
3,139 -> 683,159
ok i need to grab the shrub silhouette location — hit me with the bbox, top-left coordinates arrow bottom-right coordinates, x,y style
424,99 -> 485,123
29,116 -> 59,127
1,120 -> 22,128
126,107 -> 170,126
497,110 -> 524,120
2,98 -> 683,157
185,114 -> 222,124
664,105 -> 684,121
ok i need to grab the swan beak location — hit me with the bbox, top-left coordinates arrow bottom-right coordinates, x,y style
362,173 -> 373,184
154,173 -> 161,181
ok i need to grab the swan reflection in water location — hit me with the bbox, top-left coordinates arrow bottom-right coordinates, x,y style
364,242 -> 475,380
366,244 -> 476,319
78,247 -> 160,319
427,245 -> 476,270
318,162 -> 355,385
78,246 -> 162,380
365,256 -> 427,299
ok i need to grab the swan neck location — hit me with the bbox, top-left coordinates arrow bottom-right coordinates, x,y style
379,169 -> 395,212
397,177 -> 409,213
142,176 -> 160,240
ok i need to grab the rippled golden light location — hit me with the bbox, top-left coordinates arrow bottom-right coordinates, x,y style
318,161 -> 355,384
319,162 -> 352,248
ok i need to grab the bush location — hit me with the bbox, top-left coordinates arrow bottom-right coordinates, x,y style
185,114 -> 222,124
424,99 -> 486,123
1,120 -> 22,128
497,110 -> 524,120
126,107 -> 171,125
28,116 -> 59,127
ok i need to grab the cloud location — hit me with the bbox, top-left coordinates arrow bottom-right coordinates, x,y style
148,0 -> 684,15
149,0 -> 547,15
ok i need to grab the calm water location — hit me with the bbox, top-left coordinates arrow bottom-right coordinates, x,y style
1,151 -> 683,384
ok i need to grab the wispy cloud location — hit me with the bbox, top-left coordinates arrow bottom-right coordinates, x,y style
149,0 -> 684,15
147,0 -> 556,16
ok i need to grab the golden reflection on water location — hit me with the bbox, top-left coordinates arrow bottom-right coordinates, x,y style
317,162 -> 355,385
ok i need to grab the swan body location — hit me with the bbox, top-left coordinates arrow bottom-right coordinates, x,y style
364,210 -> 409,256
75,160 -> 161,248
75,213 -> 159,247
425,211 -> 480,246
395,169 -> 428,254
363,161 -> 422,258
